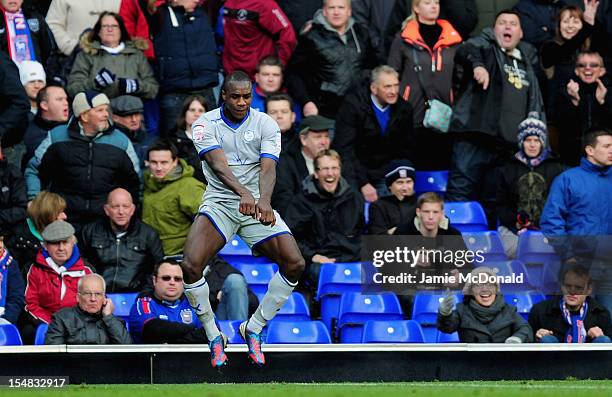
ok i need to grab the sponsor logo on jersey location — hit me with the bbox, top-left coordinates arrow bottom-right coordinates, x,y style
192,124 -> 206,143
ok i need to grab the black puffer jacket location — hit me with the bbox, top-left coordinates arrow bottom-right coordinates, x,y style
79,218 -> 164,293
287,11 -> 375,117
0,159 -> 27,236
528,296 -> 612,343
45,306 -> 132,345
333,82 -> 414,188
24,118 -> 141,228
285,175 -> 365,263
438,295 -> 534,343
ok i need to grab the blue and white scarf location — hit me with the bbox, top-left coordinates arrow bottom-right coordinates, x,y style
3,9 -> 37,63
0,249 -> 13,318
561,299 -> 588,343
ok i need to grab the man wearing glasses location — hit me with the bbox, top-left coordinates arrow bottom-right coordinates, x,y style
128,260 -> 208,344
556,51 -> 612,166
529,265 -> 612,343
45,273 -> 131,344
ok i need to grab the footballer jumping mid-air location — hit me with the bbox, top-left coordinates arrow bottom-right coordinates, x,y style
181,71 -> 305,368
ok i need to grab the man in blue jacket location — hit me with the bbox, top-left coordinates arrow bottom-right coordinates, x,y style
541,127 -> 612,314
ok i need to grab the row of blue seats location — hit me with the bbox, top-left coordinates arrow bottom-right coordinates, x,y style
102,289 -> 546,343
0,320 -> 458,345
220,231 -> 561,265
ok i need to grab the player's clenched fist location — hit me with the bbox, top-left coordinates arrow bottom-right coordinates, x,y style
255,200 -> 276,226
239,191 -> 256,216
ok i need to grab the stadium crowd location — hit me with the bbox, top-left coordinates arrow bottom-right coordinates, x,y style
0,0 -> 610,346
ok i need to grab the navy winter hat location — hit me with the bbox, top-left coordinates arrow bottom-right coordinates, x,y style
384,159 -> 416,187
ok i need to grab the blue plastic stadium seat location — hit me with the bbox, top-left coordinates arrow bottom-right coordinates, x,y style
412,291 -> 462,325
504,291 -> 547,320
462,231 -> 508,262
35,323 -> 48,345
421,324 -> 439,343
414,170 -> 449,195
275,292 -> 311,321
218,320 -> 243,344
362,320 -> 424,343
336,292 -> 404,343
477,260 -> 534,292
541,261 -> 562,295
0,324 -> 23,346
316,262 -> 364,332
516,231 -> 561,290
266,320 -> 331,344
436,330 -> 460,343
219,235 -> 251,256
219,235 -> 271,264
232,262 -> 278,295
108,293 -> 138,319
445,201 -> 488,232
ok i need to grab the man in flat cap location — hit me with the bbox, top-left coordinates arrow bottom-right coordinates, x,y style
111,95 -> 148,165
25,90 -> 141,234
272,115 -> 333,216
20,220 -> 93,344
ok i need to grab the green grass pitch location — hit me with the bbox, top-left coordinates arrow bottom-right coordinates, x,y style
0,381 -> 611,397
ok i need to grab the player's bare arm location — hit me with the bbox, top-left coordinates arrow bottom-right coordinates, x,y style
203,148 -> 256,216
256,157 -> 277,226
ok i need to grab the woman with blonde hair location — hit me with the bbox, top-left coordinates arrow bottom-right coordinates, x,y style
437,267 -> 533,343
388,0 -> 462,170
7,191 -> 67,275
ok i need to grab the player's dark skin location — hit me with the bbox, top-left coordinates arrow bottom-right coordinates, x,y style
182,80 -> 305,286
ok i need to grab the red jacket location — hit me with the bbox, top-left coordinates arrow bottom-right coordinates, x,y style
120,0 -> 163,60
25,249 -> 93,324
222,0 -> 296,78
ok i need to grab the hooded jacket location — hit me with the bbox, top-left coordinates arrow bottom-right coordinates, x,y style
25,247 -> 93,324
450,28 -> 545,144
80,218 -> 164,293
286,10 -> 375,117
388,18 -> 462,126
142,158 -> 206,255
24,118 -> 142,228
284,174 -> 365,263
67,33 -> 159,99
